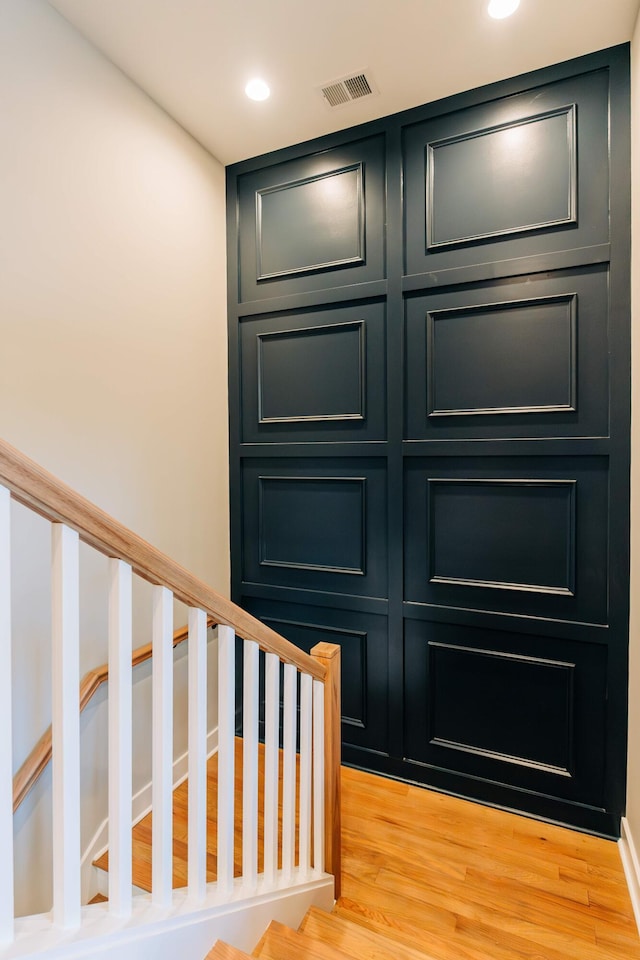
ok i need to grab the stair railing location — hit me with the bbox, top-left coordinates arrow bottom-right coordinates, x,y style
12,617 -> 216,813
0,437 -> 341,952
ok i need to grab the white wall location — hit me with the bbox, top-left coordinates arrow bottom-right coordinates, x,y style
0,0 -> 229,915
628,10 -> 640,853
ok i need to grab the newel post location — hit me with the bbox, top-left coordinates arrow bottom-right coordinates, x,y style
310,642 -> 341,898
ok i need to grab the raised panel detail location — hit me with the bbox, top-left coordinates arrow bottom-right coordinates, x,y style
402,69 -> 610,279
404,266 -> 609,441
429,643 -> 574,774
403,620 -> 608,806
404,457 -> 607,623
240,301 -> 385,443
242,458 -> 387,597
258,320 -> 365,423
427,295 -> 576,417
256,164 -> 364,280
237,136 -> 385,303
427,106 -> 576,248
259,476 -> 366,574
428,479 -> 576,595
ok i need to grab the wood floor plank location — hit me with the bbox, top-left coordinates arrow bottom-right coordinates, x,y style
256,921 -> 353,960
338,766 -> 639,960
372,866 -> 603,958
587,882 -> 640,921
452,915 -> 581,960
340,875 -> 459,935
300,906 -> 439,960
333,897 -> 529,960
342,817 -> 566,886
463,863 -> 589,907
375,855 -> 592,929
594,922 -> 640,957
205,942 -> 253,960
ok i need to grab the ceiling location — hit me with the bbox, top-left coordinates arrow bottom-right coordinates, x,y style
48,0 -> 640,166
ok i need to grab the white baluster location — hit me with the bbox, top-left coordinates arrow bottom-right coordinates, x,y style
217,625 -> 235,894
282,663 -> 297,881
0,487 -> 14,944
263,653 -> 280,885
152,585 -> 173,907
242,639 -> 259,888
313,678 -> 325,874
188,607 -> 207,902
108,559 -> 133,918
299,673 -> 313,877
51,523 -> 81,928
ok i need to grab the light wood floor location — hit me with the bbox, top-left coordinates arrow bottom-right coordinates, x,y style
96,749 -> 640,959
340,766 -> 640,960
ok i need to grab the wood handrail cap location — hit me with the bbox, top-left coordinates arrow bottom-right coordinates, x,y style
311,642 -> 340,660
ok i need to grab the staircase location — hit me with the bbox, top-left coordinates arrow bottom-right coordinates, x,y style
1,437 -> 339,959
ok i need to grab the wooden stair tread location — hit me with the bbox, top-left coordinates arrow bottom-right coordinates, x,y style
205,942 -> 253,960
254,920 -> 353,960
87,893 -> 107,904
93,738 -> 303,893
300,906 -> 438,960
333,898 -> 517,960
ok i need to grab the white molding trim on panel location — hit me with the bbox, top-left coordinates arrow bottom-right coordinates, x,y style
619,817 -> 640,934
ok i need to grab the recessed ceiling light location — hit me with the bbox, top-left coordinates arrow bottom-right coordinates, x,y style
245,78 -> 270,101
488,0 -> 520,18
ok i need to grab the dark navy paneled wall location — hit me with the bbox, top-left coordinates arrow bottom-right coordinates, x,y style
226,46 -> 631,836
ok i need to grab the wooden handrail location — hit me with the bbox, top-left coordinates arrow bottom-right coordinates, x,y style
0,437 -> 325,681
12,618 -> 214,813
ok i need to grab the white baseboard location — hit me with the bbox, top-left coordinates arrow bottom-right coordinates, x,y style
81,727 -> 218,903
619,817 -> 640,934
